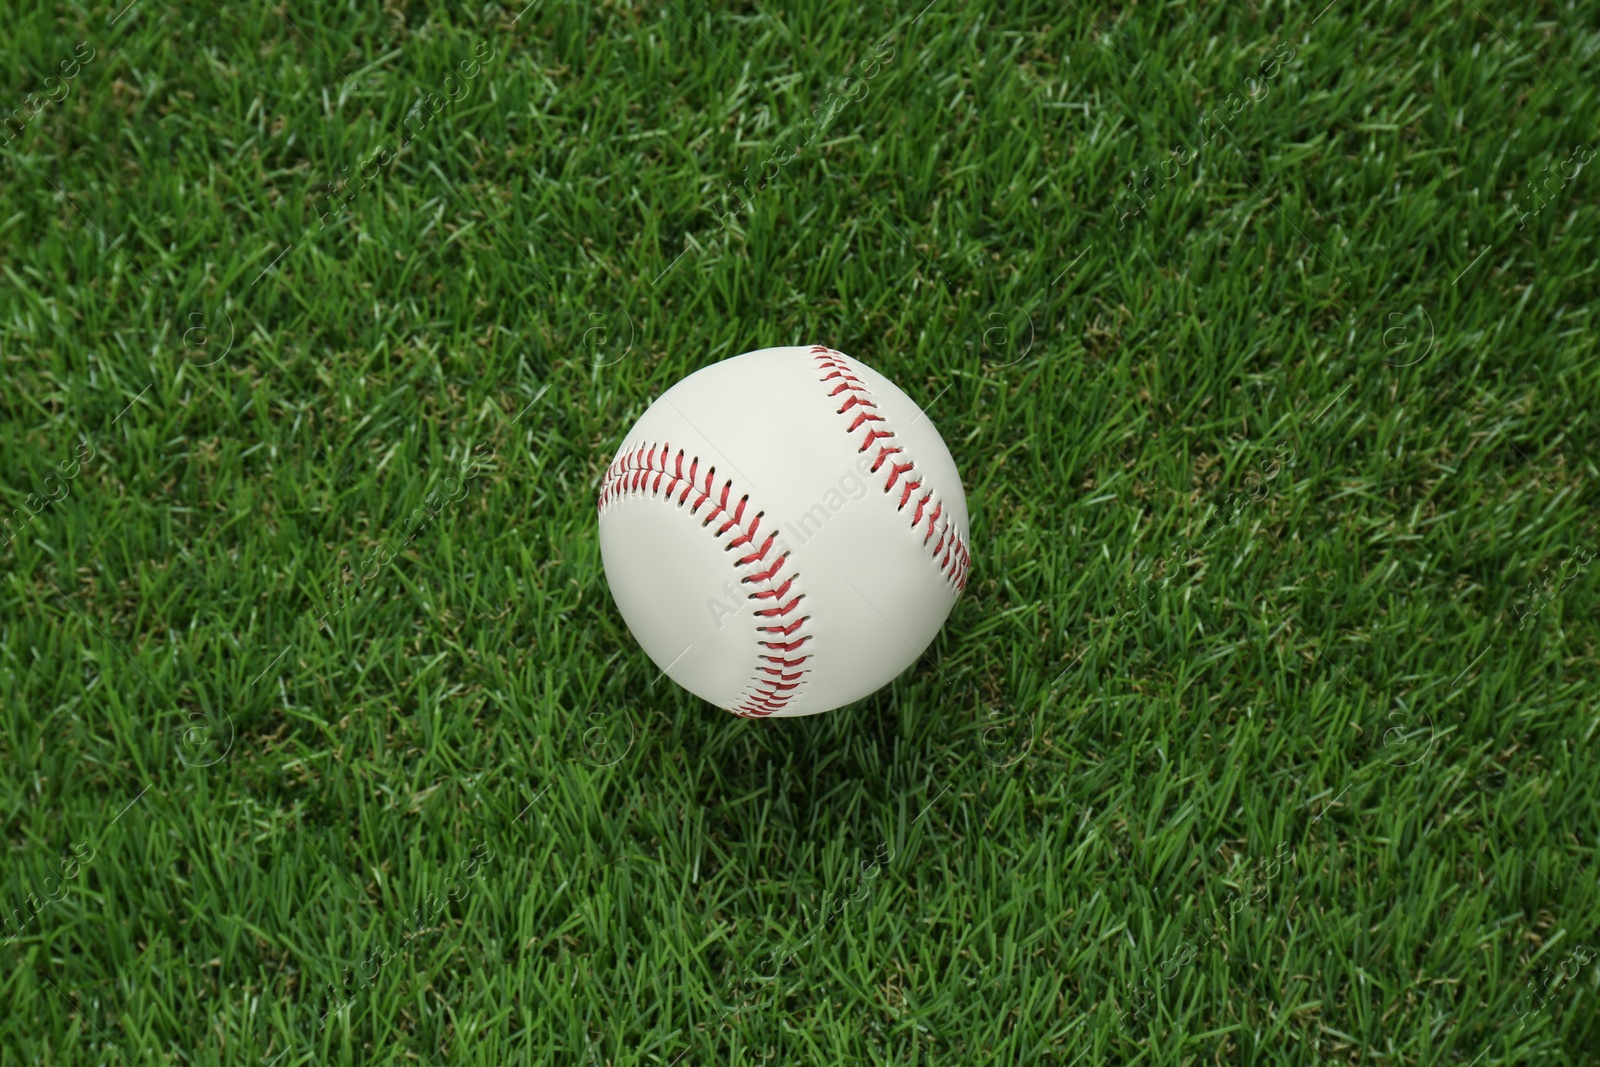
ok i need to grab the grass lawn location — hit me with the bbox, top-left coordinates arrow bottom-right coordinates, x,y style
3,0 -> 1599,1063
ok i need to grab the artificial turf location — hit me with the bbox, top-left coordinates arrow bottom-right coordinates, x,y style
2,0 -> 1599,1063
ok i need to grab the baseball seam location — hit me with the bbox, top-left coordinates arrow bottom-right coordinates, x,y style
809,345 -> 971,592
597,444 -> 811,717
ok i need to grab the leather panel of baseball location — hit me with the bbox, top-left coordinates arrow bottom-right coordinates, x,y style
598,346 -> 970,717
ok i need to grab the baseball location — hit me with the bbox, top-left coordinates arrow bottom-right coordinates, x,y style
598,345 -> 972,717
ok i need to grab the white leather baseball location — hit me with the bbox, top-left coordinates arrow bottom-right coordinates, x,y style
598,345 -> 971,717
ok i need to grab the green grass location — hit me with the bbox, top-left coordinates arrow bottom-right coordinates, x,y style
2,0 -> 1599,1063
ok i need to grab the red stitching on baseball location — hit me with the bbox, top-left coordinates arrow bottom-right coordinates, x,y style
745,553 -> 787,584
599,442 -> 812,717
860,427 -> 895,452
808,345 -> 971,592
